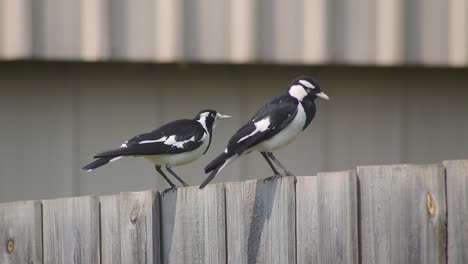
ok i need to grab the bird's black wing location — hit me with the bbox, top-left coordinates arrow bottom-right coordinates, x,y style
226,95 -> 299,155
95,119 -> 206,157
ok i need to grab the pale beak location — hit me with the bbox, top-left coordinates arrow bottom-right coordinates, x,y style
217,113 -> 231,119
316,92 -> 330,100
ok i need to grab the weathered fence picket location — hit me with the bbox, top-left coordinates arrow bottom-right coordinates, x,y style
120,190 -> 160,264
296,176 -> 319,263
317,170 -> 358,263
99,194 -> 121,264
161,184 -> 225,264
296,171 -> 358,264
225,177 -> 296,264
42,195 -> 100,264
358,164 -> 446,264
444,160 -> 468,264
0,200 -> 42,264
0,160 -> 467,264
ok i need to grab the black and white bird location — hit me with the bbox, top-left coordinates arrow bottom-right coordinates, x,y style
82,110 -> 230,193
200,76 -> 329,189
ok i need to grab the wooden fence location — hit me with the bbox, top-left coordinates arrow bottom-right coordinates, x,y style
0,159 -> 467,264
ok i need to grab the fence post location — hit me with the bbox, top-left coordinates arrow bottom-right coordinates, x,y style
444,160 -> 468,264
120,190 -> 160,264
42,195 -> 100,264
296,176 -> 319,263
0,200 -> 42,264
358,164 -> 446,264
160,184 -> 226,264
100,194 -> 121,264
296,172 -> 358,264
226,177 -> 295,264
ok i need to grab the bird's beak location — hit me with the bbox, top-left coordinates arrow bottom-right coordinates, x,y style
217,113 -> 231,119
316,92 -> 330,100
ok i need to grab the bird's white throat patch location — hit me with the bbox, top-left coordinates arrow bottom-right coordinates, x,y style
238,117 -> 271,143
289,85 -> 308,101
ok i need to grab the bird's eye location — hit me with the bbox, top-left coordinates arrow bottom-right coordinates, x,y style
211,113 -> 216,117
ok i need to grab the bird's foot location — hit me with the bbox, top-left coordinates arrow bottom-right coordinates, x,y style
284,170 -> 295,176
181,182 -> 189,187
162,186 -> 178,195
263,174 -> 283,183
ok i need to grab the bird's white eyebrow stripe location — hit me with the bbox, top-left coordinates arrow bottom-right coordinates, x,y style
238,117 -> 270,143
299,80 -> 315,89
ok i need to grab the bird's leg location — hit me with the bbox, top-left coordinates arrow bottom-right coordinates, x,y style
267,152 -> 294,176
166,165 -> 189,187
261,152 -> 283,182
155,165 -> 177,194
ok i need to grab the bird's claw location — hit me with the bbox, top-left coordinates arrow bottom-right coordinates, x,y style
284,171 -> 294,176
162,186 -> 178,195
263,174 -> 283,183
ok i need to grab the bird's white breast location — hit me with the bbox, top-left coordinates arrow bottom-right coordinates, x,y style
256,103 -> 306,152
143,133 -> 209,166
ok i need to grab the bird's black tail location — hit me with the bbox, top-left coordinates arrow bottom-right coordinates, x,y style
82,156 -> 121,172
200,152 -> 235,189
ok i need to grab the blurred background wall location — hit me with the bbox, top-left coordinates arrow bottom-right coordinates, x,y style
0,0 -> 467,202
1,0 -> 467,65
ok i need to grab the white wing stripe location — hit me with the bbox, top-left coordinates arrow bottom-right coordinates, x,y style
139,136 -> 167,144
140,135 -> 196,149
110,156 -> 123,162
238,117 -> 270,143
170,136 -> 196,148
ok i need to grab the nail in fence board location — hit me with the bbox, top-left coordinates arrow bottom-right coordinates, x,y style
296,176 -> 319,264
120,190 -> 161,264
226,177 -> 295,264
161,184 -> 226,264
42,196 -> 100,264
358,164 -> 446,264
100,194 -> 121,264
0,200 -> 42,264
444,160 -> 468,264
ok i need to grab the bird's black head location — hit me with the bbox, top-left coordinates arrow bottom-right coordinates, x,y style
288,76 -> 329,101
195,109 -> 231,134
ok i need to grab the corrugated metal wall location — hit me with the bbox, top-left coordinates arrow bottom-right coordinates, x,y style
0,0 -> 467,66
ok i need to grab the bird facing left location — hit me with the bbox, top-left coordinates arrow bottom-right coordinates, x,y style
82,110 -> 231,193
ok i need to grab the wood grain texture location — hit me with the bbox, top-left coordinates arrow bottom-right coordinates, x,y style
161,184 -> 226,264
358,164 -> 446,264
100,194 -> 121,264
317,170 -> 358,264
296,176 -> 319,264
42,195 -> 100,264
444,160 -> 468,264
296,172 -> 358,264
0,200 -> 42,264
120,190 -> 161,264
226,176 -> 295,264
